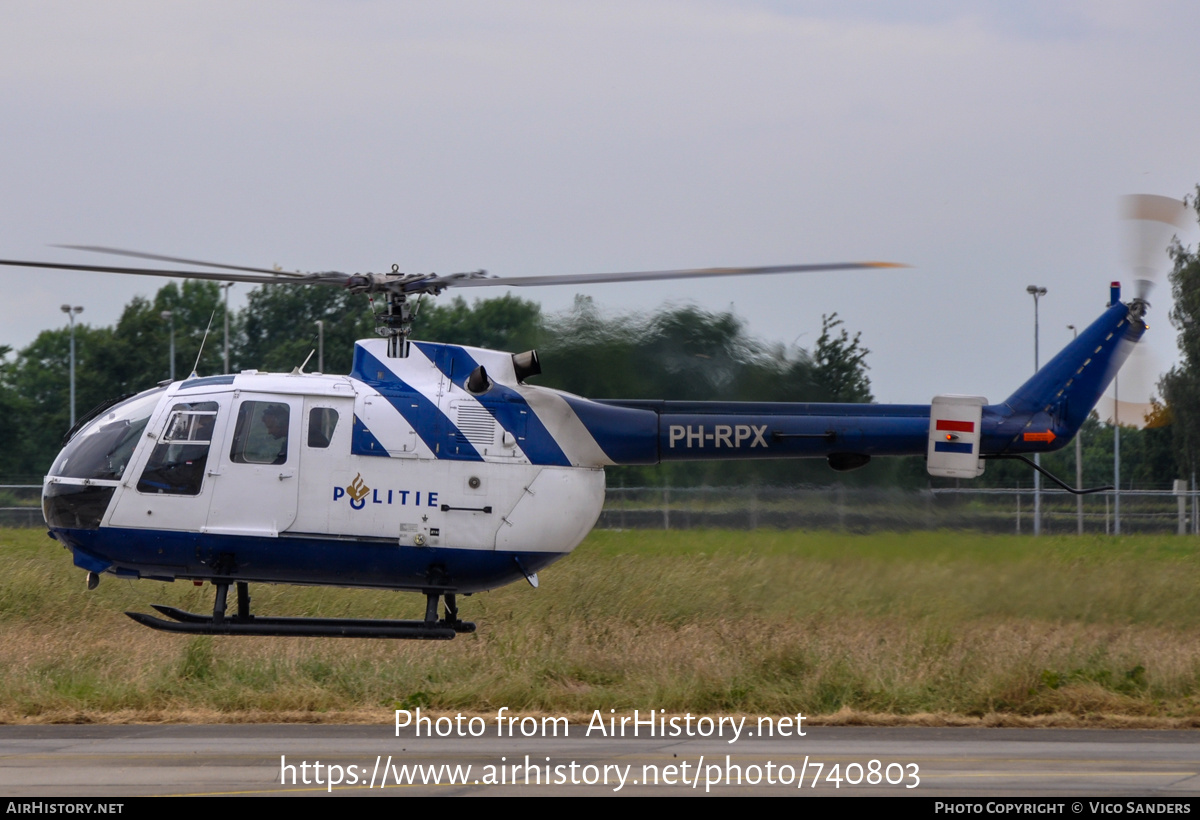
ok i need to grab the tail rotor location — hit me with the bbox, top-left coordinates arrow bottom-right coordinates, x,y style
1096,194 -> 1192,428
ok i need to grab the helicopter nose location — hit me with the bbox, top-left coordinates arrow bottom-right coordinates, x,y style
43,482 -> 117,530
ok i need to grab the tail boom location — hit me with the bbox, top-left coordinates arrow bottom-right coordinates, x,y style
572,296 -> 1142,473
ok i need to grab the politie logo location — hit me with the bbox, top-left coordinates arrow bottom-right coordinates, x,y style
333,474 -> 372,510
347,474 -> 370,502
333,473 -> 442,511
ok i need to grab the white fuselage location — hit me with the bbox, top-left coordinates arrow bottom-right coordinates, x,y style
44,339 -> 611,593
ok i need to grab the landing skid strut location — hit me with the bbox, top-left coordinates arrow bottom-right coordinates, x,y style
125,582 -> 475,639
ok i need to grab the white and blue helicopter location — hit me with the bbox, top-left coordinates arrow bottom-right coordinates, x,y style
0,205 -> 1173,638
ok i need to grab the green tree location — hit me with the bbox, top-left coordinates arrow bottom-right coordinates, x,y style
97,280 -> 228,389
417,294 -> 543,353
0,345 -> 36,478
536,299 -> 880,486
237,285 -> 375,374
813,313 -> 873,402
1162,185 -> 1200,479
538,295 -> 645,398
2,281 -> 232,475
0,280 -> 889,486
5,324 -> 118,475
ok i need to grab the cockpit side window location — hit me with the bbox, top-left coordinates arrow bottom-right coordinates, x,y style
229,401 -> 290,465
136,401 -> 219,496
307,407 -> 338,448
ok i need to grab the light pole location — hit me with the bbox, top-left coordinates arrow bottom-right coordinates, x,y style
315,319 -> 324,373
220,282 -> 233,375
161,310 -> 175,382
1114,371 -> 1121,535
1027,285 -> 1046,536
1068,324 -> 1082,534
60,304 -> 83,427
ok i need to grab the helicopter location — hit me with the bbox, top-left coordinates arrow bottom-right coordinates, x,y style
0,216 -> 1167,639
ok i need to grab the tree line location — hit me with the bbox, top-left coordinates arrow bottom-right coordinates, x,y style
0,251 -> 1192,489
1160,188 -> 1200,488
0,283 -> 882,485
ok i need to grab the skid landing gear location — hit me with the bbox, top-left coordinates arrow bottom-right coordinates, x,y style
125,583 -> 476,639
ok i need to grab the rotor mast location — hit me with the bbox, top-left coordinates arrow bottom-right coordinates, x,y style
343,265 -> 493,357
378,292 -> 416,358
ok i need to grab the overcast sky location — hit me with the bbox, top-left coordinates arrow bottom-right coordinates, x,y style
1,1 -> 1197,404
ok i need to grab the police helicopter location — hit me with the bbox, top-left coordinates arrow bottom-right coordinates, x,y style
0,199 -> 1180,639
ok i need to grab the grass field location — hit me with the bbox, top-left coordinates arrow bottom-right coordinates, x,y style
2,527 -> 1200,725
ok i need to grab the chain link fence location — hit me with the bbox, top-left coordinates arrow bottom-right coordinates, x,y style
5,480 -> 1197,535
0,485 -> 42,528
599,485 -> 1200,535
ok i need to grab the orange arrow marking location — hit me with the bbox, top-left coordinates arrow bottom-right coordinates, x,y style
1023,431 -> 1057,443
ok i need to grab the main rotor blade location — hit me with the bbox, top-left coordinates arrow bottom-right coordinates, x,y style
445,261 -> 906,289
0,258 -> 341,286
53,245 -> 306,278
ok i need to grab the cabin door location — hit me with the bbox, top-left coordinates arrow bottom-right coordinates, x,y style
205,394 -> 301,536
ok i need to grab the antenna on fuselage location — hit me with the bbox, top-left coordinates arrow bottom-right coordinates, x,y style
292,349 -> 316,375
190,309 -> 216,378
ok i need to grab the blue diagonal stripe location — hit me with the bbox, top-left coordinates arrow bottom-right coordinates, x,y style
353,347 -> 483,461
414,342 -> 572,467
351,414 -> 390,458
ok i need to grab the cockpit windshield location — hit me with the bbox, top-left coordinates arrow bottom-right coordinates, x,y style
49,387 -> 167,481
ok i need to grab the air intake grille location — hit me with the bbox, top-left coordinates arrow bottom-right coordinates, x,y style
455,405 -> 496,447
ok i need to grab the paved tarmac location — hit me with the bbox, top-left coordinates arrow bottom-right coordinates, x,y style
1,724 -> 1199,796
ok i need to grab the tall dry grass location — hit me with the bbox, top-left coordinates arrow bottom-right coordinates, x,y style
2,528 -> 1200,723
